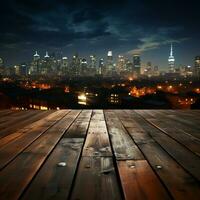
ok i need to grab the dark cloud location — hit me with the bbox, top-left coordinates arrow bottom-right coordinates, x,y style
0,0 -> 200,66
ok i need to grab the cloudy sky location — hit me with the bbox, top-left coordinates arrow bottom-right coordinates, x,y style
0,0 -> 200,69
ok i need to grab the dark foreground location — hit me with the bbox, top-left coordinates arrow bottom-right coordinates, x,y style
0,109 -> 200,200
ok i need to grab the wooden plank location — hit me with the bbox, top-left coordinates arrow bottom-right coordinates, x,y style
82,110 -> 112,157
0,110 -> 68,170
21,138 -> 84,200
64,110 -> 92,138
133,111 -> 200,181
0,110 -> 55,148
0,110 -> 81,200
104,110 -> 144,160
91,109 -> 105,121
0,110 -> 47,138
117,160 -> 171,200
139,141 -> 200,200
70,157 -> 122,200
0,110 -> 18,119
138,110 -> 200,140
121,111 -> 200,200
0,110 -> 38,130
144,116 -> 200,157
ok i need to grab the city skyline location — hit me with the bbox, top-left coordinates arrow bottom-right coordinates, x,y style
0,0 -> 200,68
0,44 -> 198,70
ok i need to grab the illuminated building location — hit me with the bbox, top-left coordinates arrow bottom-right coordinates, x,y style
116,55 -> 125,74
153,66 -> 160,76
14,65 -> 20,76
33,51 -> 40,61
168,43 -> 175,73
44,51 -> 50,59
125,60 -> 133,75
144,62 -> 152,77
71,54 -> 81,76
60,57 -> 68,76
30,51 -> 41,75
106,51 -> 114,76
80,58 -> 88,76
20,63 -> 28,76
98,58 -> 104,75
89,55 -> 97,76
133,54 -> 141,77
41,51 -> 51,75
194,56 -> 200,78
0,57 -> 4,75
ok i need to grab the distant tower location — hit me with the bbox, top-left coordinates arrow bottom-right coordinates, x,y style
168,43 -> 175,73
133,54 -> 141,77
44,51 -> 50,58
106,51 -> 114,75
194,56 -> 200,79
33,51 -> 40,61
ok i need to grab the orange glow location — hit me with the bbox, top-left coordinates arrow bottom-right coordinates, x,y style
129,86 -> 156,97
195,88 -> 200,94
64,86 -> 70,93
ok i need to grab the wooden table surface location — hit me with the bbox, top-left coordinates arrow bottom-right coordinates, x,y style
0,109 -> 200,200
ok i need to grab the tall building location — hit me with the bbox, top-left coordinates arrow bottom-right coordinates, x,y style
89,55 -> 97,76
194,56 -> 200,78
80,58 -> 88,76
33,51 -> 40,61
30,51 -> 41,75
168,43 -> 175,73
106,51 -> 114,76
71,54 -> 81,76
116,55 -> 125,74
99,58 -> 104,75
144,62 -> 152,77
0,57 -> 4,76
133,54 -> 141,77
60,57 -> 68,76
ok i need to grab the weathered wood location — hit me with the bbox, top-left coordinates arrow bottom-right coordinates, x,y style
0,111 -> 51,139
21,138 -> 84,200
0,110 -> 18,120
117,160 -> 171,200
70,157 -> 122,200
64,110 -> 92,138
0,110 -> 68,170
0,110 -> 38,130
0,111 -> 55,148
139,141 -> 200,200
145,117 -> 200,156
91,109 -> 105,121
138,110 -> 200,140
122,111 -> 200,200
82,111 -> 112,157
0,110 -> 80,200
104,110 -> 144,160
133,111 -> 200,181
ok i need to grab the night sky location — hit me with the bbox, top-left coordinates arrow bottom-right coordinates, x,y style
0,0 -> 200,69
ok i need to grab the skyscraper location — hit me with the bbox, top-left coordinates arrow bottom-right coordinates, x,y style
168,43 -> 175,73
30,51 -> 41,75
60,57 -> 68,76
117,55 -> 125,74
80,58 -> 88,76
0,57 -> 4,76
33,51 -> 40,61
98,58 -> 104,75
133,54 -> 141,77
106,51 -> 114,76
194,56 -> 200,78
89,55 -> 97,75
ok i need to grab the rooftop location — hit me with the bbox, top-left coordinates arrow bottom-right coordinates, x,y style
0,109 -> 200,200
